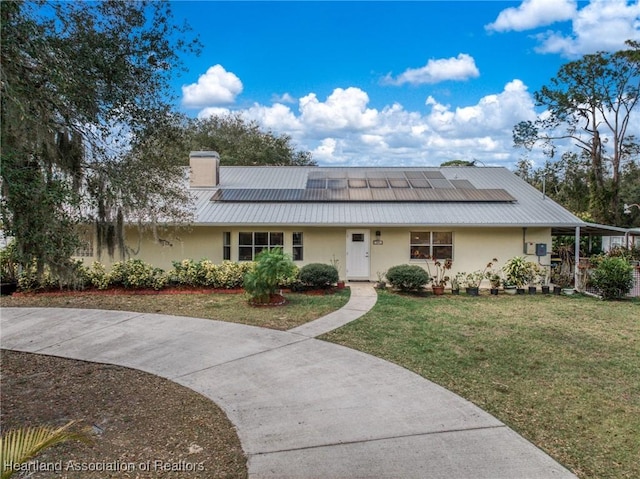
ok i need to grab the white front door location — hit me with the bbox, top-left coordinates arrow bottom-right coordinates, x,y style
346,229 -> 370,279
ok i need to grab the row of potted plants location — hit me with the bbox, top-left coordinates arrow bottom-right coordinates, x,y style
382,256 -> 575,296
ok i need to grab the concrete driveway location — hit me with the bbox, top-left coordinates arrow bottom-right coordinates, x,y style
1,290 -> 577,478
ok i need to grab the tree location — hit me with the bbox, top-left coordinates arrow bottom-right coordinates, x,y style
513,41 -> 640,225
188,114 -> 315,166
1,0 -> 200,276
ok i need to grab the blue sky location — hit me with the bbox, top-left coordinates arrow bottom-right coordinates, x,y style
169,1 -> 640,167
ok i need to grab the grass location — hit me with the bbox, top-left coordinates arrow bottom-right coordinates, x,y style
0,288 -> 350,330
4,287 -> 638,478
322,291 -> 639,479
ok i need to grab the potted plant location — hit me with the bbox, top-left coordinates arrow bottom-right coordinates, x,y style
426,258 -> 452,295
451,273 -> 463,295
502,279 -> 517,295
502,256 -> 535,295
551,270 -> 571,295
539,266 -> 551,294
484,258 -> 501,295
375,270 -> 387,289
463,271 -> 484,296
528,263 -> 542,295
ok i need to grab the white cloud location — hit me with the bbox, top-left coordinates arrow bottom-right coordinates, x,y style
197,106 -> 232,119
298,87 -> 378,134
271,93 -> 296,104
182,65 -> 243,108
486,0 -> 576,32
425,80 -> 537,138
384,54 -> 480,86
195,82 -> 542,167
535,0 -> 640,56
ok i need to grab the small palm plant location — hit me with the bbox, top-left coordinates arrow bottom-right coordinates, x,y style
1,421 -> 90,479
243,248 -> 297,304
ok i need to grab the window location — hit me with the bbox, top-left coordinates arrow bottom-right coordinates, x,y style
410,231 -> 452,260
74,236 -> 93,257
293,232 -> 303,261
238,232 -> 284,261
352,233 -> 365,242
223,232 -> 231,260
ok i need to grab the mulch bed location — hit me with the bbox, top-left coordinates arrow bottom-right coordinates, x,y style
1,350 -> 248,478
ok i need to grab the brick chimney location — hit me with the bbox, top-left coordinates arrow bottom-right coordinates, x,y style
189,151 -> 220,187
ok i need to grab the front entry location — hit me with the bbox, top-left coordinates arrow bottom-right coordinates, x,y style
346,229 -> 370,280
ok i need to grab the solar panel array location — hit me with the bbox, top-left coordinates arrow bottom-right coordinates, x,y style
210,170 -> 517,203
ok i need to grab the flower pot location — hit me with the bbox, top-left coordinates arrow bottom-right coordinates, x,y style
553,286 -> 562,295
504,287 -> 517,295
452,289 -> 460,295
0,281 -> 17,296
490,288 -> 499,295
516,288 -> 525,295
562,288 -> 575,296
337,281 -> 346,290
528,286 -> 537,295
541,285 -> 550,294
432,285 -> 445,296
465,287 -> 479,296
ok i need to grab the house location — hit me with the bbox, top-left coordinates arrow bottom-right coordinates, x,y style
82,151 -> 594,287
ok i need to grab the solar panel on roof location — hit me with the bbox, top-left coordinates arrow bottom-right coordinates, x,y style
404,171 -> 426,179
371,189 -> 396,200
424,171 -> 446,179
368,178 -> 389,188
348,178 -> 367,188
327,178 -> 347,189
210,187 -> 516,203
389,179 -> 409,188
306,178 -> 326,189
409,179 -> 431,188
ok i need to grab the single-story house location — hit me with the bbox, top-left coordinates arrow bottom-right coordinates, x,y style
79,151 -> 600,287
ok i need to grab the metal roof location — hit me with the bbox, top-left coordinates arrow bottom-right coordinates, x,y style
188,166 -> 586,228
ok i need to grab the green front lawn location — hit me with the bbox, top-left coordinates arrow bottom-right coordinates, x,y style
0,289 -> 350,330
322,291 -> 639,479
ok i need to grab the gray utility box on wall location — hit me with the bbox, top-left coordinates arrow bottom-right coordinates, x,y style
535,243 -> 547,257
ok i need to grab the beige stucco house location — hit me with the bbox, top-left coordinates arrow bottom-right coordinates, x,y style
79,151 -> 590,288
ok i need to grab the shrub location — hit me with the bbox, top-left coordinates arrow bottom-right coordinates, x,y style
85,261 -> 109,289
170,259 -> 205,286
299,263 -> 339,289
217,260 -> 254,289
244,248 -> 296,303
385,264 -> 430,292
590,256 -> 634,300
17,260 -> 90,291
109,259 -> 167,290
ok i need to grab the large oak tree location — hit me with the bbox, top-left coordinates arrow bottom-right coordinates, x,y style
1,0 -> 200,277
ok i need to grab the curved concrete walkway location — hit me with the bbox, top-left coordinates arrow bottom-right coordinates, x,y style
1,284 -> 576,479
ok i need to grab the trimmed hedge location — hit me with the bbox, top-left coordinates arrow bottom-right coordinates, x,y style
386,264 -> 431,292
299,263 -> 339,289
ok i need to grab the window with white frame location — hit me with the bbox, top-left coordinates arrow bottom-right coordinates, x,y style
238,232 -> 284,261
410,231 -> 453,260
293,232 -> 303,261
223,232 -> 231,260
